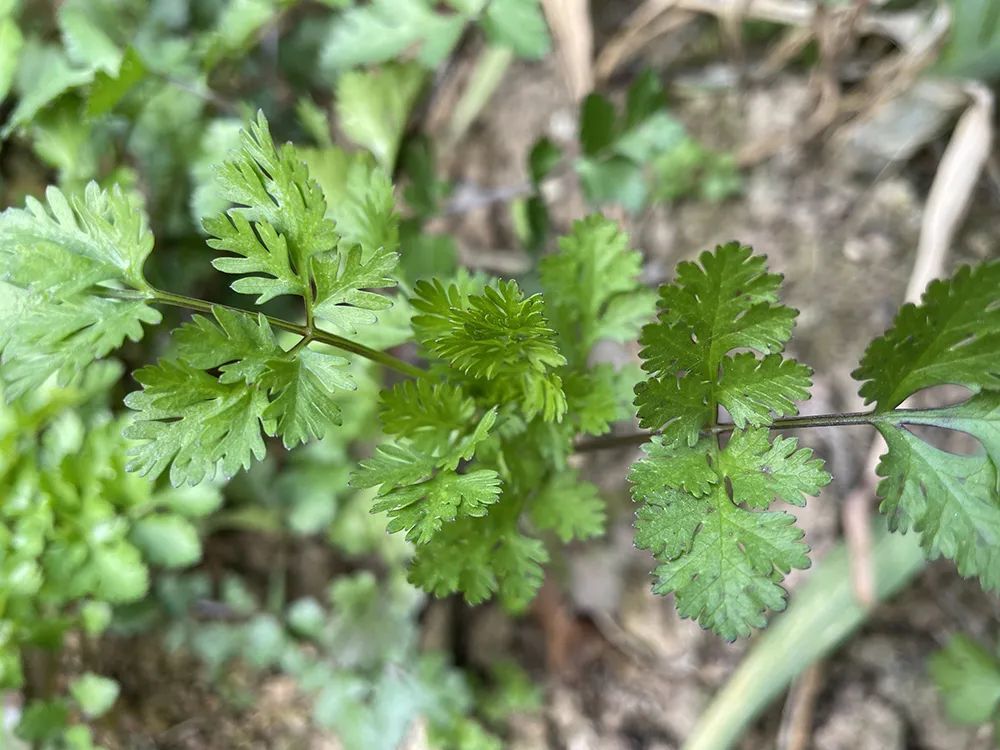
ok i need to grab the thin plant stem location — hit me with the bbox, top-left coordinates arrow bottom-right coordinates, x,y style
573,410 -> 894,452
101,286 -> 427,379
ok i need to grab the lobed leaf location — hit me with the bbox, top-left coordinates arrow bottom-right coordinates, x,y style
539,215 -> 655,364
528,470 -> 606,543
412,279 -> 567,421
874,391 -> 1000,591
855,260 -> 1000,410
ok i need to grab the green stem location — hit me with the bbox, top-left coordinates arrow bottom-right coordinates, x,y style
103,287 -> 428,379
573,410 -> 897,452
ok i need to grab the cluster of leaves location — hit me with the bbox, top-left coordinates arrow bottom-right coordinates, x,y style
1,0 -> 545,242
575,71 -> 742,214
627,243 -> 1000,640
628,243 -> 830,640
124,113 -> 403,486
321,0 -> 551,72
0,363 -> 220,748
129,565 -> 520,750
3,102 -> 999,652
354,214 -> 653,610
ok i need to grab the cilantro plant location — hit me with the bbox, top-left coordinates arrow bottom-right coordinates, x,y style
1,108 -> 998,649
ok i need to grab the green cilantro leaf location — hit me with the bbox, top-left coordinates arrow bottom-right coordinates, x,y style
539,214 -> 655,365
855,260 -> 1000,410
205,213 -> 304,303
125,306 -> 355,482
0,183 -> 161,399
630,243 -> 822,638
311,244 -> 398,334
528,470 -> 606,543
123,359 -> 269,486
172,306 -> 282,384
715,353 -> 812,429
378,380 -> 476,451
718,429 -> 831,508
409,507 -> 548,613
874,391 -> 1000,590
853,260 -> 1000,593
0,182 -> 154,289
562,364 -> 635,436
209,111 -> 337,300
639,484 -> 809,641
634,242 -> 808,444
412,279 -> 567,421
629,436 -> 717,497
371,470 -> 502,544
262,348 -> 355,448
300,146 -> 400,257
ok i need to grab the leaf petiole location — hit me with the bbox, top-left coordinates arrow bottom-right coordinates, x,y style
98,286 -> 428,379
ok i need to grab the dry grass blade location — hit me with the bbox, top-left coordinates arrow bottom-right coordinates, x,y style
909,82 -> 994,298
776,662 -> 824,750
596,4 -> 696,83
541,0 -> 594,100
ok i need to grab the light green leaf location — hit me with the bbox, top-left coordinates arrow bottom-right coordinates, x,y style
540,214 -> 655,364
628,436 -> 717,497
529,470 -> 605,542
90,541 -> 149,603
212,111 -> 337,288
320,0 -> 467,71
311,245 -> 397,334
929,635 -> 1000,725
412,279 -> 567,421
0,182 -> 155,288
716,353 -> 812,428
336,63 -> 425,171
172,306 -> 282,384
130,514 -> 202,569
86,46 -> 148,117
875,392 -> 1000,592
0,17 -> 22,104
636,484 -> 809,641
482,0 -> 550,58
69,672 -> 119,719
299,147 -> 400,256
719,429 -> 830,509
372,470 -> 502,544
58,0 -> 123,74
124,360 -> 268,486
262,348 -> 355,448
2,43 -> 92,136
0,183 -> 160,399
